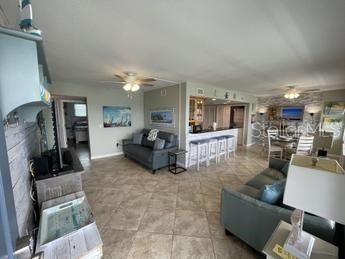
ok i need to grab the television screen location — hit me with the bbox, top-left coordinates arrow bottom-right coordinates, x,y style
281,107 -> 304,120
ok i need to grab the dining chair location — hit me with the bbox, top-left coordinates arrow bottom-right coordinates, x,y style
267,129 -> 279,137
262,133 -> 283,160
285,135 -> 314,159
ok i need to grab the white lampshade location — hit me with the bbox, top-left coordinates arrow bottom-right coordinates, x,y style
131,84 -> 140,92
283,154 -> 345,224
123,83 -> 132,91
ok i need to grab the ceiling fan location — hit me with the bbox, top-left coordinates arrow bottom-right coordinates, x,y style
283,85 -> 321,99
267,85 -> 320,99
100,72 -> 156,92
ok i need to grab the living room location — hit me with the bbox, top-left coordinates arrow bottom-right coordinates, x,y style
1,1 -> 345,258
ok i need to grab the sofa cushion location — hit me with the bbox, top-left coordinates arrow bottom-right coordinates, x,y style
124,144 -> 153,163
141,129 -> 176,148
157,131 -> 174,143
246,174 -> 277,190
281,163 -> 289,176
132,133 -> 143,145
154,138 -> 165,150
256,179 -> 286,204
261,168 -> 285,181
164,141 -> 175,148
141,129 -> 151,136
238,185 -> 260,198
142,137 -> 155,149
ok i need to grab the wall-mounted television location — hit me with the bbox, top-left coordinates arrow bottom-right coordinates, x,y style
281,106 -> 304,120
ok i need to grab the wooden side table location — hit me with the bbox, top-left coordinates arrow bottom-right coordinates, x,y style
263,221 -> 338,259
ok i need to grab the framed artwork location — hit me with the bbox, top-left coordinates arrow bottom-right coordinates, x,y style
103,106 -> 131,127
149,108 -> 175,127
322,117 -> 343,137
323,102 -> 345,115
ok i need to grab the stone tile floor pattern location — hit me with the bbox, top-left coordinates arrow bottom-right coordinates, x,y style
81,146 -> 267,259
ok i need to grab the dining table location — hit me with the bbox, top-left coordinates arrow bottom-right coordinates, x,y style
271,136 -> 298,159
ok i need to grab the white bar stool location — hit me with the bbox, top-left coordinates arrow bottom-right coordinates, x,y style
224,135 -> 236,158
216,136 -> 227,163
208,137 -> 218,164
189,139 -> 210,171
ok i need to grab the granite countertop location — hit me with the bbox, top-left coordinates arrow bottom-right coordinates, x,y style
190,127 -> 241,134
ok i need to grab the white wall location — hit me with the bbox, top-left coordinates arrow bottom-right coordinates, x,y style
50,82 -> 144,159
144,85 -> 180,136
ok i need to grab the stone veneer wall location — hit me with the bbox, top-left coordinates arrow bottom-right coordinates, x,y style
4,122 -> 41,237
253,92 -> 323,142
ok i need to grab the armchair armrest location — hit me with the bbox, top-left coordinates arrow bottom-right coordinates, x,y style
220,187 -> 336,251
122,138 -> 133,145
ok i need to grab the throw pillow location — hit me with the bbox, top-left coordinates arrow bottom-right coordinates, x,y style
132,133 -> 143,145
147,129 -> 159,141
256,179 -> 286,205
142,137 -> 155,149
153,138 -> 166,150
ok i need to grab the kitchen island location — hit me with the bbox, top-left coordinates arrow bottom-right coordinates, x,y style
186,128 -> 239,167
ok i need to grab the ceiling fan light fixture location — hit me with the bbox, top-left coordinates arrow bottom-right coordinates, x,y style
284,87 -> 299,99
131,84 -> 140,92
123,83 -> 132,91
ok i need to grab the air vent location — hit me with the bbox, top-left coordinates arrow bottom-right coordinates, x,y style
197,88 -> 204,96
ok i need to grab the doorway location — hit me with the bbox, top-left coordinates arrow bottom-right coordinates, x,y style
54,96 -> 90,161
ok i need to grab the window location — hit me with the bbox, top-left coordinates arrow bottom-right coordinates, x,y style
74,103 -> 87,117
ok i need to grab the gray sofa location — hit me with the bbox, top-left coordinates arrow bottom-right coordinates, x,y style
221,158 -> 337,252
122,129 -> 178,173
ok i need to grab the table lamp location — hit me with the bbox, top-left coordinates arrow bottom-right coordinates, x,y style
283,154 -> 345,258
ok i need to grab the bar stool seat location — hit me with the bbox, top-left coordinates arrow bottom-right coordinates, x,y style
224,135 -> 236,158
189,139 -> 210,171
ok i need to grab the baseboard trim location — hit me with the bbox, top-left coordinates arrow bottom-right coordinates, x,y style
91,152 -> 123,160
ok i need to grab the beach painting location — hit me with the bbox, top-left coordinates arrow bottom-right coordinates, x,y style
103,106 -> 131,127
150,109 -> 175,127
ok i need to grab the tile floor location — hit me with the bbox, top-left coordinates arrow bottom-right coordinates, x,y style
81,146 -> 267,259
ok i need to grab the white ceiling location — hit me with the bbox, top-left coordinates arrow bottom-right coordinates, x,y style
2,0 -> 345,95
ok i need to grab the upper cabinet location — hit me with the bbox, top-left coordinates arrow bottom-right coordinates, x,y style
189,97 -> 204,123
0,26 -> 51,120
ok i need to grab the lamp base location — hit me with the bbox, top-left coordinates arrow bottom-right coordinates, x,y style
284,230 -> 315,259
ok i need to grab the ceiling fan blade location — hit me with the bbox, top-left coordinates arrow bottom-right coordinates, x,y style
139,78 -> 156,82
302,89 -> 321,93
141,83 -> 154,87
99,80 -> 125,84
113,74 -> 126,81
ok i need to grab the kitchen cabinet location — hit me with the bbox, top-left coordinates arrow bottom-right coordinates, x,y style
203,105 -> 217,129
189,97 -> 204,123
216,105 -> 231,128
